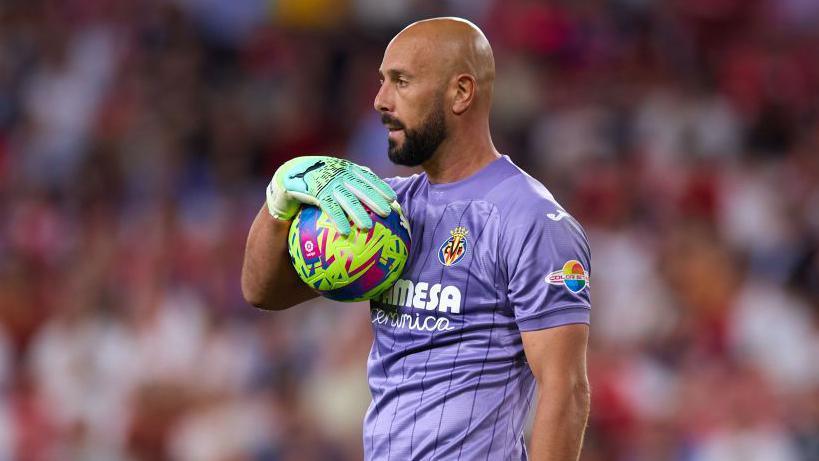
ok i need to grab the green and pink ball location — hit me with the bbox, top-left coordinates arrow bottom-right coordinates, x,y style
288,205 -> 411,301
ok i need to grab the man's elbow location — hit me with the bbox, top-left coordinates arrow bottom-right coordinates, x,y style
542,375 -> 590,418
574,380 -> 591,415
242,286 -> 268,310
241,276 -> 278,311
242,281 -> 301,311
572,378 -> 591,419
243,292 -> 270,310
243,292 -> 290,311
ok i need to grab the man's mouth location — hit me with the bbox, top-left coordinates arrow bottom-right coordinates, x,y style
387,128 -> 405,142
381,115 -> 404,132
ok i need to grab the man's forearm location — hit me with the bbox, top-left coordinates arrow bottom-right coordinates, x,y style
241,204 -> 315,310
527,382 -> 590,461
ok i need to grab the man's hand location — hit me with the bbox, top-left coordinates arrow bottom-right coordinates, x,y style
266,156 -> 398,235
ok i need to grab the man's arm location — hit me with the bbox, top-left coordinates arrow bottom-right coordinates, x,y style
522,323 -> 590,461
241,204 -> 317,310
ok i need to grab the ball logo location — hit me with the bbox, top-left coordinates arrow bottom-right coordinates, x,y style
438,226 -> 469,266
546,260 -> 589,293
301,237 -> 318,259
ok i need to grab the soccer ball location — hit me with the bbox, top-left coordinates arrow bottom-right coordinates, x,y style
288,204 -> 411,302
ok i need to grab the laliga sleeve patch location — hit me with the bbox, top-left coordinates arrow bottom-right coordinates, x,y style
546,260 -> 590,293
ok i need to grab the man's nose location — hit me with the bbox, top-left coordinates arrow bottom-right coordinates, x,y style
373,83 -> 393,113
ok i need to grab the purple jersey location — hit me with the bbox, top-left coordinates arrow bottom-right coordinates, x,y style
365,155 -> 591,461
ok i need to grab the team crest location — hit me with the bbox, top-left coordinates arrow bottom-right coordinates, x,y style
546,260 -> 590,293
438,226 -> 469,266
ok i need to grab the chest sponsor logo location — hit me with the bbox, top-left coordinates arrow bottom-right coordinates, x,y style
375,279 -> 462,313
438,226 -> 469,266
546,260 -> 590,293
371,279 -> 462,332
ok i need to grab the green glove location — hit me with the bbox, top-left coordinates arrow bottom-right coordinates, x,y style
266,156 -> 398,235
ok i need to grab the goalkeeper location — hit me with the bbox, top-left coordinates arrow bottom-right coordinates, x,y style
243,17 -> 591,461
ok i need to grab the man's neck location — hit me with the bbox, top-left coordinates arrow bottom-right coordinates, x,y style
422,129 -> 500,184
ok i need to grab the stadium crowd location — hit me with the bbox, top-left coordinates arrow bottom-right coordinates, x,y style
0,0 -> 818,460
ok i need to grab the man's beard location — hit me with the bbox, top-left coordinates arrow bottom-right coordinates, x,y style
384,99 -> 447,167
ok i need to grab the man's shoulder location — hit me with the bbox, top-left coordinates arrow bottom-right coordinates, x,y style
487,162 -> 588,248
385,172 -> 422,189
485,162 -> 563,219
382,158 -> 571,224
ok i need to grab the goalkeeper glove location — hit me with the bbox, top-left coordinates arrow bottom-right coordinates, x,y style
266,156 -> 398,235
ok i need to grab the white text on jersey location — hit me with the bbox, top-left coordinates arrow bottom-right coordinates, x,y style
376,279 -> 462,314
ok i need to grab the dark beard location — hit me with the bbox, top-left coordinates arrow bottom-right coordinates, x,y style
385,99 -> 447,167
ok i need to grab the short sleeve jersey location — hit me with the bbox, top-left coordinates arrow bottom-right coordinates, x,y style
364,155 -> 591,461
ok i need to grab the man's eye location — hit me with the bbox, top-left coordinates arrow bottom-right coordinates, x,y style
397,79 -> 409,88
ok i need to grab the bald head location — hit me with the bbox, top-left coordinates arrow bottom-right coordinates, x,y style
392,17 -> 495,90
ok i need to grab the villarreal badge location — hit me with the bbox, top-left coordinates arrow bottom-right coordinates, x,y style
438,226 -> 469,266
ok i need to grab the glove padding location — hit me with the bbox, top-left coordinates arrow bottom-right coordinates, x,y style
267,156 -> 398,235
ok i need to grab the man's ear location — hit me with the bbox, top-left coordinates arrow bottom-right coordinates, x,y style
451,74 -> 476,115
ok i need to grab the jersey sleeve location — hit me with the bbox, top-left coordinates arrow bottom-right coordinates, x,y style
504,210 -> 592,332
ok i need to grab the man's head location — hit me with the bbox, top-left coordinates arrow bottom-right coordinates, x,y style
374,17 -> 495,166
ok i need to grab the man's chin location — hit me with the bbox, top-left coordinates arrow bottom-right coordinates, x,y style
388,147 -> 412,166
387,148 -> 404,165
388,147 -> 430,167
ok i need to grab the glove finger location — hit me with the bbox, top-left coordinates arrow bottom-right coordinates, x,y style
345,178 -> 392,217
331,186 -> 373,230
317,193 -> 353,235
353,168 -> 397,202
389,200 -> 403,215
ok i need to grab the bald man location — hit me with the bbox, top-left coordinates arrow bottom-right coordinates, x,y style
242,17 -> 591,461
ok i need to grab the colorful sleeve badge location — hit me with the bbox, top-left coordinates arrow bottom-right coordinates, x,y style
546,260 -> 590,293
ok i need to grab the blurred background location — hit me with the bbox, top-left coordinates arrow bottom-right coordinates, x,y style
0,0 -> 818,460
